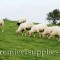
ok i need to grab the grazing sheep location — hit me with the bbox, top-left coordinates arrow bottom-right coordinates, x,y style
16,22 -> 33,36
48,27 -> 60,41
41,26 -> 59,38
27,24 -> 47,37
17,18 -> 26,26
0,19 -> 4,32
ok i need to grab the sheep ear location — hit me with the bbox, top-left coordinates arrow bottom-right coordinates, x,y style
17,23 -> 21,26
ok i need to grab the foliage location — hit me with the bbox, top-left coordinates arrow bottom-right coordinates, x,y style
47,9 -> 60,24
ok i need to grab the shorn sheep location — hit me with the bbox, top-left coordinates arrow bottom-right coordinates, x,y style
17,18 -> 26,26
16,22 -> 33,36
0,19 -> 4,32
27,24 -> 47,37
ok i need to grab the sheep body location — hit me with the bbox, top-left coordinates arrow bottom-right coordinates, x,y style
0,19 -> 4,32
42,26 -> 59,38
28,24 -> 47,37
16,22 -> 33,34
48,27 -> 60,41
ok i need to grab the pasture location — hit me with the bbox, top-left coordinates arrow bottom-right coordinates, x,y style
0,20 -> 60,60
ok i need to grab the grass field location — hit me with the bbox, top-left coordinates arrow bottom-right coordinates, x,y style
0,20 -> 60,60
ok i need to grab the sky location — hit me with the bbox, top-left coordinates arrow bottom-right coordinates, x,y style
0,0 -> 60,24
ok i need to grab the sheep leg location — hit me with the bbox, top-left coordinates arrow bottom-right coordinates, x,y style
2,23 -> 4,32
21,33 -> 23,36
25,33 -> 27,36
38,32 -> 40,37
21,31 -> 24,36
24,28 -> 27,36
56,35 -> 60,41
58,38 -> 60,42
24,31 -> 27,36
34,34 -> 35,37
41,33 -> 46,38
37,31 -> 41,37
48,33 -> 53,39
39,32 -> 41,38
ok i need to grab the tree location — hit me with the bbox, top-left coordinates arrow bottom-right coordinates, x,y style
46,9 -> 60,24
3,18 -> 11,21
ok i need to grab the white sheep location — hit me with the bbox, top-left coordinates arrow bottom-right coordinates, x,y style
0,19 -> 4,32
48,27 -> 60,41
16,22 -> 33,36
19,18 -> 26,23
41,26 -> 59,38
17,18 -> 26,26
28,24 -> 47,37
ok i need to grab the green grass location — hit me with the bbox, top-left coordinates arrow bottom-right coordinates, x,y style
0,20 -> 60,60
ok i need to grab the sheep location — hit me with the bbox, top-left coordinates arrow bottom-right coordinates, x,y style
41,26 -> 59,38
27,24 -> 47,37
16,22 -> 33,36
48,27 -> 60,41
0,19 -> 4,32
17,18 -> 26,26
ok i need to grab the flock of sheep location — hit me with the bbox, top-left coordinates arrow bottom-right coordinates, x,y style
0,18 -> 60,41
